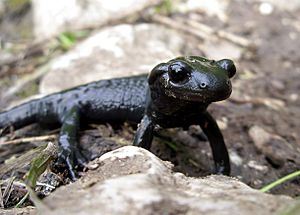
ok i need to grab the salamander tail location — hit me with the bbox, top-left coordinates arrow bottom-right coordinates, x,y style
0,100 -> 38,133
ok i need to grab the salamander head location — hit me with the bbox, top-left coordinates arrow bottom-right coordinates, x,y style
148,56 -> 236,103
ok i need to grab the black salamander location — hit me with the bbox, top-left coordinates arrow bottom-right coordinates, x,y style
0,56 -> 236,180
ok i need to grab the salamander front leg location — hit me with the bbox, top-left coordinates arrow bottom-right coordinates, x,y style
133,114 -> 154,150
57,107 -> 87,180
199,111 -> 230,175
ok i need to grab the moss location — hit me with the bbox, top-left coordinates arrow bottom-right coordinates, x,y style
16,81 -> 39,99
6,0 -> 31,13
155,0 -> 175,15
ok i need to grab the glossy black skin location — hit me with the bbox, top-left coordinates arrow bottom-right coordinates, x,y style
0,56 -> 236,180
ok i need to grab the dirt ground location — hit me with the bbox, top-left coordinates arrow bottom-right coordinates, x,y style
0,0 -> 299,207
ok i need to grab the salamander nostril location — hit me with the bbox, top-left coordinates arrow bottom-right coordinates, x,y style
200,82 -> 208,89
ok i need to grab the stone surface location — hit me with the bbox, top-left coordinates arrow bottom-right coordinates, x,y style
39,24 -> 185,94
200,40 -> 243,61
32,0 -> 162,40
0,207 -> 34,215
39,146 -> 293,215
248,125 -> 299,167
177,0 -> 229,21
266,0 -> 300,12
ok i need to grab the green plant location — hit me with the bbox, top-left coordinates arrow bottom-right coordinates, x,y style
259,170 -> 300,193
155,0 -> 174,15
57,30 -> 88,51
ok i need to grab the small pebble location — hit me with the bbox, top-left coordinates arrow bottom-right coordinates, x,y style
248,160 -> 268,172
271,80 -> 285,90
289,32 -> 298,40
217,117 -> 228,130
249,125 -> 296,167
87,163 -> 100,170
259,2 -> 274,15
290,93 -> 298,101
229,150 -> 243,166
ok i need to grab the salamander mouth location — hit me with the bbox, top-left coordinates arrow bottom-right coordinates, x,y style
165,88 -> 232,103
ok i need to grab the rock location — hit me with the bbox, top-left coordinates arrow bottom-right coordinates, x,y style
39,146 -> 292,215
32,0 -> 162,40
216,117 -> 228,130
0,207 -> 34,215
39,24 -> 185,94
229,150 -> 243,166
265,0 -> 300,12
177,0 -> 229,22
248,125 -> 299,167
247,160 -> 268,173
200,40 -> 243,60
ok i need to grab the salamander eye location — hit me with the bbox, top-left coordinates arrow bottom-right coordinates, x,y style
168,62 -> 190,83
216,59 -> 236,78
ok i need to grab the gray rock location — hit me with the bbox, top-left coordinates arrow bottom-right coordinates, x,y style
39,24 -> 185,94
0,207 -> 34,215
248,125 -> 299,167
200,40 -> 243,61
177,0 -> 229,21
265,0 -> 300,12
32,0 -> 162,40
40,146 -> 293,215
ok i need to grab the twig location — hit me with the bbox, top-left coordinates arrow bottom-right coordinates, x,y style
3,176 -> 15,206
174,16 -> 217,37
36,182 -> 55,189
151,14 -> 209,41
181,16 -> 252,47
0,40 -> 52,81
1,63 -> 51,100
0,41 -> 47,67
150,14 -> 253,48
0,183 -> 3,208
1,134 -> 57,145
229,96 -> 285,110
217,30 -> 252,48
15,192 -> 29,208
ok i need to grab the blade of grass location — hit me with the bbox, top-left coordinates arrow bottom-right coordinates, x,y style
15,192 -> 29,208
25,142 -> 57,188
259,170 -> 300,193
58,32 -> 76,50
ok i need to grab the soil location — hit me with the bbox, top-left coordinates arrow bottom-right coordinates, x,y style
0,0 -> 299,207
